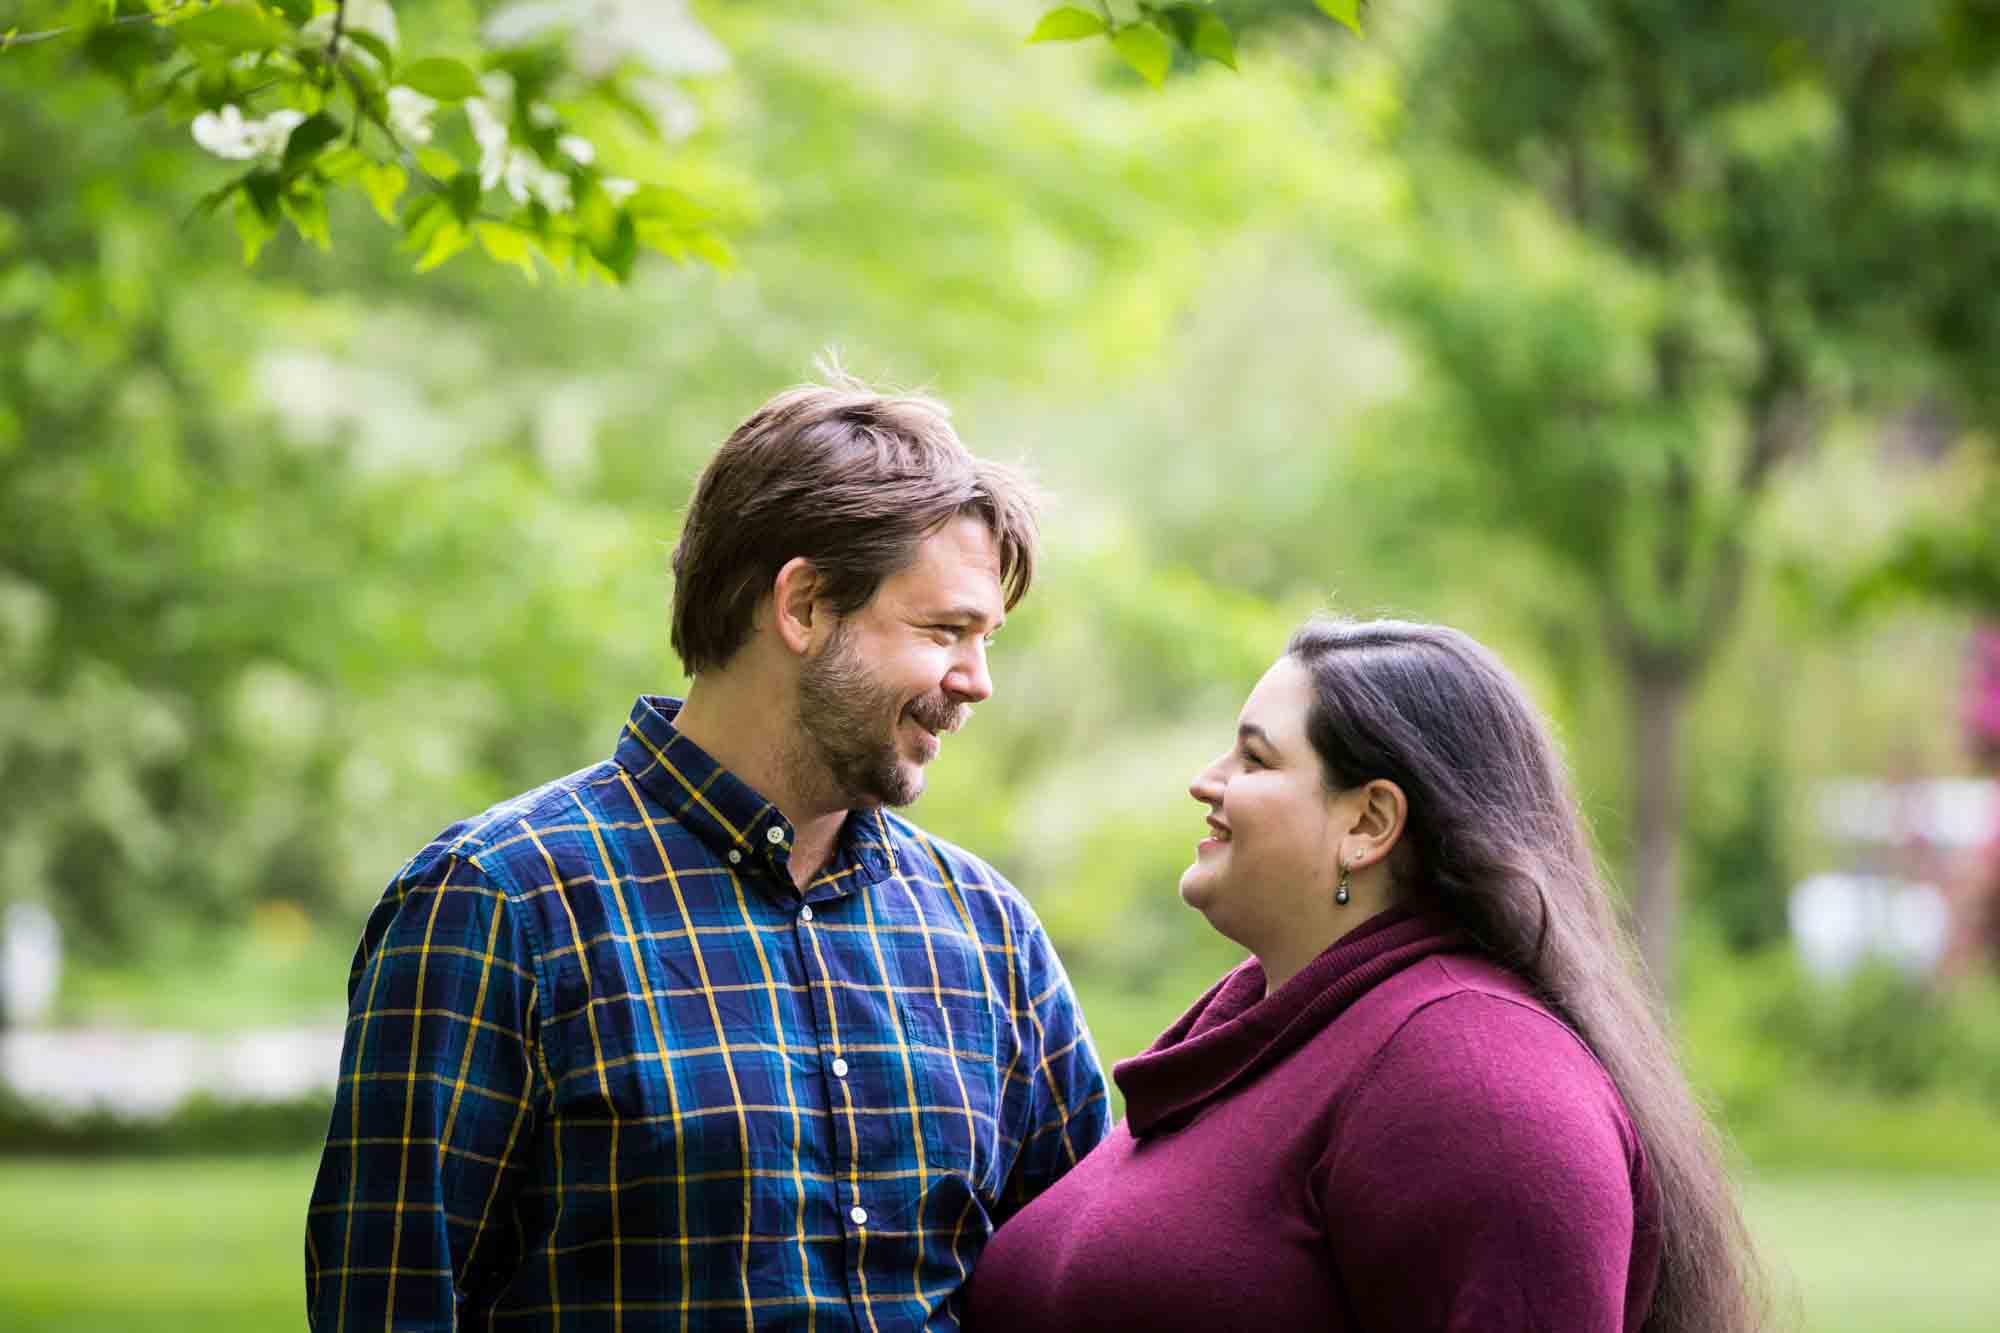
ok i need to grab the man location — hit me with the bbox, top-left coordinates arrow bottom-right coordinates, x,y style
306,377 -> 1110,1330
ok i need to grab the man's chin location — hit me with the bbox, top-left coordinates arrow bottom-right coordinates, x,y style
851,761 -> 925,810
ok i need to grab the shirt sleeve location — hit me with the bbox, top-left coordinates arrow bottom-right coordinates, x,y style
306,847 -> 544,1331
1315,992 -> 1642,1333
994,917 -> 1111,1222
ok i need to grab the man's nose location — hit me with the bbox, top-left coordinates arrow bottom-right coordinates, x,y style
946,640 -> 993,704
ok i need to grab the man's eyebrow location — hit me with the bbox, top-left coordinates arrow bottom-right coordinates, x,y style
924,604 -> 1004,631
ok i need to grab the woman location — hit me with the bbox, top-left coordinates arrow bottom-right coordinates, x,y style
966,618 -> 1762,1332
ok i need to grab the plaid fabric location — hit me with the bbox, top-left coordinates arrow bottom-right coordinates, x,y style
306,695 -> 1109,1331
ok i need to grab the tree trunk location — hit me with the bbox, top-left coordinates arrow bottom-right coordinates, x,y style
1627,654 -> 1690,1002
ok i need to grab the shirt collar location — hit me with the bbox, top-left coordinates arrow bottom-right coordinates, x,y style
613,695 -> 896,896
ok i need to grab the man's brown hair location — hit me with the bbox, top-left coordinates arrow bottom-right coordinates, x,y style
670,375 -> 1039,675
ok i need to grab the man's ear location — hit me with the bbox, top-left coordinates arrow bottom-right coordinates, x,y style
771,556 -> 826,656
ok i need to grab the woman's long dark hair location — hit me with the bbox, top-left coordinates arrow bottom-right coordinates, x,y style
1288,617 -> 1763,1333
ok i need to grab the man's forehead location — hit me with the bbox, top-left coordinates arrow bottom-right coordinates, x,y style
887,520 -> 1004,618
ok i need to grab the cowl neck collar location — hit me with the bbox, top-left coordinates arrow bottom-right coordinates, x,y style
1114,909 -> 1464,1137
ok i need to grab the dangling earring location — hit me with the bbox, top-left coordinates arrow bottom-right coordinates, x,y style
1335,860 -> 1351,907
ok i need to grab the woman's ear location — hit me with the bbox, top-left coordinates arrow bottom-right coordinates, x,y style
1348,779 -> 1409,869
771,556 -> 825,656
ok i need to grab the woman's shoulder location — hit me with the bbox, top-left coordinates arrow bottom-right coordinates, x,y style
1340,953 -> 1641,1163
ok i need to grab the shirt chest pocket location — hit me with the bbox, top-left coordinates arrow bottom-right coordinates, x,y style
895,990 -> 1003,1192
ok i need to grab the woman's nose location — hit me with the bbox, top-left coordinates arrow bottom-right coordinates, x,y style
1188,759 -> 1224,805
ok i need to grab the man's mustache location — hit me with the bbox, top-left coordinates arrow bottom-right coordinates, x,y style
908,696 -> 970,734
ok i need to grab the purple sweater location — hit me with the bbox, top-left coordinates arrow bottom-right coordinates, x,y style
964,911 -> 1661,1331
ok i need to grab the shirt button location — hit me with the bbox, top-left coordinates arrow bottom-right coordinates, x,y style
799,905 -> 814,923
766,826 -> 785,845
727,849 -> 741,864
849,1206 -> 868,1226
831,1058 -> 849,1078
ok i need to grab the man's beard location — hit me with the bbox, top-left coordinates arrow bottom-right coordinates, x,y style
794,622 -> 967,810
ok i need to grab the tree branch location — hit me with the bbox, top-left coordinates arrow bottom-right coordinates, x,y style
323,0 -> 346,74
2,8 -> 186,51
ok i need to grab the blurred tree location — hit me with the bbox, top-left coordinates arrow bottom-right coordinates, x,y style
1322,0 -> 2000,993
0,0 -> 1327,1003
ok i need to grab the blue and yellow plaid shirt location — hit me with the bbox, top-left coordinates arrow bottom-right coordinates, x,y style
306,695 -> 1109,1331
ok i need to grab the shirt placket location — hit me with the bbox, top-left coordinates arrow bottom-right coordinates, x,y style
767,828 -> 876,1329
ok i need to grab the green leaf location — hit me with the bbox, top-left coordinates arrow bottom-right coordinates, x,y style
635,220 -> 689,264
475,221 -> 538,280
1028,7 -> 1107,43
281,112 -> 342,175
267,0 -> 311,27
687,231 -> 736,272
398,57 -> 483,103
1111,22 -> 1173,88
414,219 -> 470,272
281,186 -> 331,250
1192,14 -> 1236,70
344,30 -> 394,74
1316,0 -> 1363,35
446,170 -> 481,223
232,187 -> 278,264
1155,5 -> 1233,68
594,210 -> 638,283
316,146 -> 368,180
359,162 -> 407,222
624,184 -> 709,226
415,146 -> 461,180
173,3 -> 291,53
241,169 -> 281,224
400,193 -> 449,251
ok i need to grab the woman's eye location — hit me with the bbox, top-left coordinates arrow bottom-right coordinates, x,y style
1239,748 -> 1263,768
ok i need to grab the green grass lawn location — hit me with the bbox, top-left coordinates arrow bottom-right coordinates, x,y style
0,1154 -> 316,1333
0,1156 -> 1994,1331
1744,1173 -> 2000,1332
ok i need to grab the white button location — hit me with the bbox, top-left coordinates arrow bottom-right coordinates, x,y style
727,849 -> 741,864
831,1058 -> 849,1078
799,905 -> 814,923
766,826 -> 785,845
849,1206 -> 868,1226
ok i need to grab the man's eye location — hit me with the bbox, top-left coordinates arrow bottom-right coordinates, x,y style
1239,747 -> 1264,768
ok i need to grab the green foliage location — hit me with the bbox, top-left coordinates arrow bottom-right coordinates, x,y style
0,1086 -> 332,1156
8,0 -> 736,282
1684,745 -> 1795,954
1028,8 -> 1108,43
1681,941 -> 2000,1172
1315,0 -> 1360,36
1028,0 -> 1352,83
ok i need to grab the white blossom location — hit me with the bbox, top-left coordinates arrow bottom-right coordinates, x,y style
601,176 -> 639,205
484,0 -> 727,79
528,102 -> 561,129
386,86 -> 438,146
191,105 -> 308,163
557,134 -> 595,165
465,97 -> 512,191
502,151 -> 573,213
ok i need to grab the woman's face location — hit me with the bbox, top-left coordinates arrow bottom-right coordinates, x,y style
1179,655 -> 1346,951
